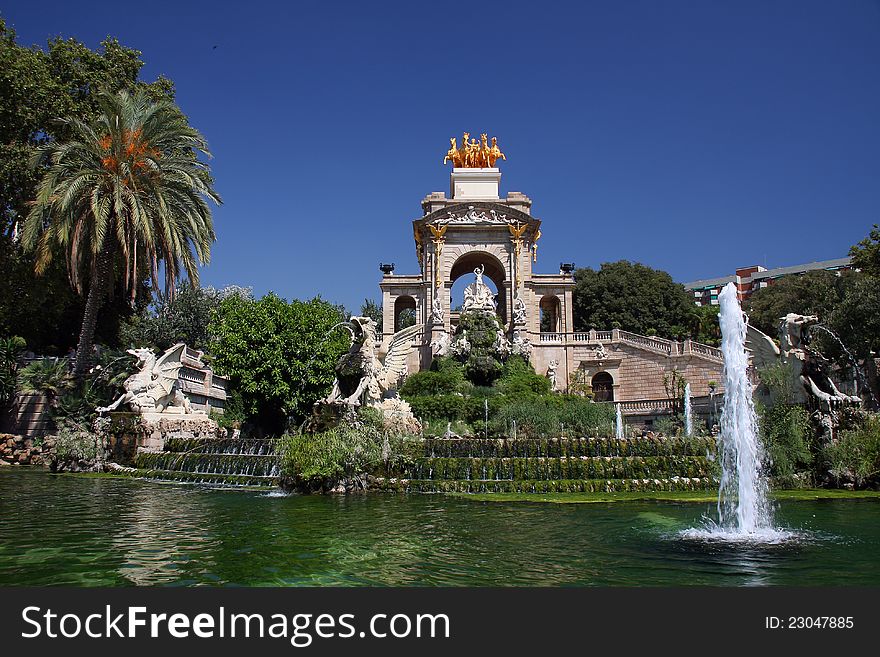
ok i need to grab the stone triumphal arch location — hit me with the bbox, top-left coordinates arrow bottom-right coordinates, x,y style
379,148 -> 575,379
377,133 -> 724,417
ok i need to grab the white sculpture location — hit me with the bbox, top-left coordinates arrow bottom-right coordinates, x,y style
450,329 -> 471,357
511,328 -> 532,360
322,317 -> 420,408
430,331 -> 451,357
547,359 -> 559,391
431,295 -> 444,324
462,265 -> 496,312
513,295 -> 527,324
594,343 -> 607,360
98,343 -> 199,415
493,328 -> 511,358
746,313 -> 861,412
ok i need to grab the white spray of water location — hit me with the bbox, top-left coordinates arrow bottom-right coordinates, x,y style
615,403 -> 624,440
684,382 -> 693,437
715,282 -> 772,533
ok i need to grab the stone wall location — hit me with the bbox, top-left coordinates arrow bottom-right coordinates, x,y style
99,412 -> 222,465
0,392 -> 50,438
0,433 -> 54,467
595,345 -> 723,401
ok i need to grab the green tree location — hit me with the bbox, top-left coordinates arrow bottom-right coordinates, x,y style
119,284 -> 239,352
209,293 -> 349,435
359,298 -> 383,334
688,304 -> 721,346
745,269 -> 855,337
850,224 -> 880,277
0,20 -> 172,351
22,89 -> 220,376
826,276 -> 880,403
573,261 -> 695,338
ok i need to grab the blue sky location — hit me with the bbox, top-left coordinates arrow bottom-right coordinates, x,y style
4,0 -> 879,312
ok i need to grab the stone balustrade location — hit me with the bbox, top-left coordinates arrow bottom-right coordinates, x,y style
538,329 -> 722,362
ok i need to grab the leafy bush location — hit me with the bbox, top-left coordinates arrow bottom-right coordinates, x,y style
18,358 -> 69,401
653,415 -> 682,437
497,356 -> 551,399
492,397 -> 615,438
52,420 -> 102,465
759,403 -> 813,479
406,394 -> 467,421
399,360 -> 466,397
277,424 -> 423,491
822,414 -> 880,488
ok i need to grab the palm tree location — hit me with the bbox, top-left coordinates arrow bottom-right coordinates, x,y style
22,90 -> 220,376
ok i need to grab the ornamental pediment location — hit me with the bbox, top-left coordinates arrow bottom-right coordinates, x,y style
416,202 -> 539,232
436,206 -> 508,225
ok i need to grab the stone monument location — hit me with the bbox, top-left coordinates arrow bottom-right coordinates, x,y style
96,343 -> 218,461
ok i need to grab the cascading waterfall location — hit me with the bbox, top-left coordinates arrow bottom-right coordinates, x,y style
615,404 -> 624,440
683,383 -> 693,437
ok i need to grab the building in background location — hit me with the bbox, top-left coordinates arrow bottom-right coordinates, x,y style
684,257 -> 853,306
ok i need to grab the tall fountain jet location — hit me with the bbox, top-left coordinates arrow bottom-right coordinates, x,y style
683,382 -> 693,437
716,282 -> 772,534
615,403 -> 624,440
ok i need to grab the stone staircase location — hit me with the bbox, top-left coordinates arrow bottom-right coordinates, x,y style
378,436 -> 717,494
132,437 -> 280,487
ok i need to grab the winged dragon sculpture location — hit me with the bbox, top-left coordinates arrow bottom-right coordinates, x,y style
321,317 -> 422,408
745,313 -> 860,412
97,343 -> 200,415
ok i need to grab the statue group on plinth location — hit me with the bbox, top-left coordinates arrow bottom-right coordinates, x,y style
443,132 -> 506,168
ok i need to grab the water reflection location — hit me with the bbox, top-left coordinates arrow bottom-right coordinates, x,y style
1,470 -> 878,586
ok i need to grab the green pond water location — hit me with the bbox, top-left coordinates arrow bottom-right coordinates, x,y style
1,469 -> 879,586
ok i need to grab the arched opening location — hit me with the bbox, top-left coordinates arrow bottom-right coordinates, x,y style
539,295 -> 560,333
591,371 -> 614,402
448,251 -> 507,324
393,295 -> 416,332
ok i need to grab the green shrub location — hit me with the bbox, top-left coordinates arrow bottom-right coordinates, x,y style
822,414 -> 880,488
492,397 -> 615,438
558,396 -> 616,436
399,364 -> 466,397
406,394 -> 467,421
653,415 -> 682,437
18,358 -> 70,400
759,403 -> 813,478
497,356 -> 551,399
53,420 -> 101,464
277,424 -> 424,491
278,425 -> 382,490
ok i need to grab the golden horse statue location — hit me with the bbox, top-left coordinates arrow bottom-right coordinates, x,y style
457,132 -> 470,168
488,136 -> 506,167
443,137 -> 462,167
474,134 -> 490,167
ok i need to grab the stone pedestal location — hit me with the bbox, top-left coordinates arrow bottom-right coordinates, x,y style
450,168 -> 500,200
99,412 -> 219,464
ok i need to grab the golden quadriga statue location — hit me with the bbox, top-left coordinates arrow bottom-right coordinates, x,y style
444,133 -> 506,168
